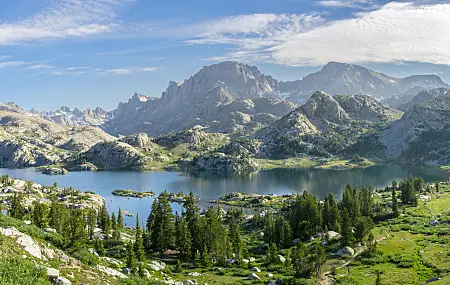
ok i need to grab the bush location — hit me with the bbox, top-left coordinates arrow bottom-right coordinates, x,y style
70,248 -> 99,266
0,257 -> 51,285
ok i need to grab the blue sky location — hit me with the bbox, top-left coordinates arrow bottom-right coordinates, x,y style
0,0 -> 450,111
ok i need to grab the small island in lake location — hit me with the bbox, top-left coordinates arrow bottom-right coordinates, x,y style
112,189 -> 155,198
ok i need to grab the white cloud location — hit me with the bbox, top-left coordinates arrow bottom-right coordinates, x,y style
100,66 -> 160,75
185,3 -> 450,67
315,0 -> 377,10
66,66 -> 91,70
0,61 -> 29,69
272,2 -> 450,66
0,0 -> 132,45
0,55 -> 12,60
27,64 -> 55,69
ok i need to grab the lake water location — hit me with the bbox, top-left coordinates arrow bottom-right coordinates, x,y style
1,165 -> 448,226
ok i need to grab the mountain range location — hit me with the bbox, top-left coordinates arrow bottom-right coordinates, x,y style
34,61 -> 448,137
1,61 -> 449,171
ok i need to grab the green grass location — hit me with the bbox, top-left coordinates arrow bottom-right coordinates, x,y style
0,257 -> 52,285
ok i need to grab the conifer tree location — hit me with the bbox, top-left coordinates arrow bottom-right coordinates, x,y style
313,245 -> 326,277
32,201 -> 49,228
176,211 -> 191,260
341,209 -> 353,246
292,242 -> 312,278
112,211 -> 120,241
87,208 -> 97,239
228,215 -> 243,262
117,208 -> 124,229
392,182 -> 399,218
183,190 -> 201,260
126,241 -> 137,273
9,193 -> 24,219
67,209 -> 88,249
134,214 -> 145,262
280,220 -> 293,249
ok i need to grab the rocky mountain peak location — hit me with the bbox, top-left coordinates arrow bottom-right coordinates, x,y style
302,91 -> 350,124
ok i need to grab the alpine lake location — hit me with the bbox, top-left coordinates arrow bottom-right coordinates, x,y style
1,164 -> 448,226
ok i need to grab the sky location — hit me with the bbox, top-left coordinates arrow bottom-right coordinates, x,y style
1,0 -> 450,111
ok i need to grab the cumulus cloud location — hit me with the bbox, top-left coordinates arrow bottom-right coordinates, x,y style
0,0 -> 132,45
187,2 -> 450,66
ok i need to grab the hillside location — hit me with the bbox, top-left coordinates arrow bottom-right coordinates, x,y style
256,91 -> 402,159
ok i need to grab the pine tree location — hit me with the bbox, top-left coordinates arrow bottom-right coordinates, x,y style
341,209 -> 353,246
183,190 -> 201,260
267,243 -> 278,264
67,209 -> 88,249
99,204 -> 111,235
32,201 -> 49,228
148,191 -> 175,253
87,208 -> 97,239
175,213 -> 191,260
328,193 -> 341,232
201,245 -> 212,267
280,220 -> 293,249
49,201 -> 67,234
292,242 -> 312,278
126,241 -> 137,273
95,238 -> 105,256
436,182 -> 440,193
313,245 -> 326,277
9,193 -> 24,219
112,211 -> 120,241
134,214 -> 145,262
229,215 -> 243,262
117,208 -> 124,229
392,182 -> 399,218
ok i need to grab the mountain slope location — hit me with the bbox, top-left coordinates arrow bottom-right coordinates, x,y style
379,91 -> 450,164
256,91 -> 401,158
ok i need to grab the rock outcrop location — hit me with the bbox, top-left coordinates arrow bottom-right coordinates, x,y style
379,91 -> 450,164
84,141 -> 147,170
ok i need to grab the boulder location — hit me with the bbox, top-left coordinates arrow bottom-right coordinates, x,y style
249,273 -> 260,280
267,273 -> 274,277
46,268 -> 60,279
122,267 -> 132,275
251,267 -> 261,272
327,231 -> 341,240
96,265 -> 127,279
278,255 -> 286,263
44,228 -> 57,233
186,272 -> 201,277
184,280 -> 196,285
54,277 -> 71,285
337,246 -> 355,257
